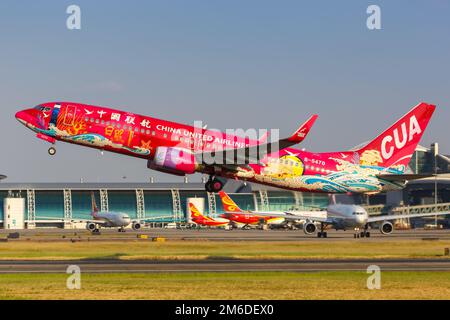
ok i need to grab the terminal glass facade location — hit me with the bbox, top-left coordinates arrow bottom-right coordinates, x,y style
71,190 -> 100,219
35,191 -> 64,219
143,191 -> 173,220
108,191 -> 137,219
0,191 -> 9,220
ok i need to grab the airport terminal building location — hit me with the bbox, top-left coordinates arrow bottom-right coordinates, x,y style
0,182 -> 329,229
0,143 -> 449,229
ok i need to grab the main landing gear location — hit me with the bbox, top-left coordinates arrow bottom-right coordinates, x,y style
48,146 -> 56,156
317,223 -> 328,238
205,176 -> 224,193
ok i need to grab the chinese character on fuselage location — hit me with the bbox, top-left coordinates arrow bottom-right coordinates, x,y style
111,113 -> 121,121
125,116 -> 135,125
140,119 -> 151,128
97,110 -> 107,118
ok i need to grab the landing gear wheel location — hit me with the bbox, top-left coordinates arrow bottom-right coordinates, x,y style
205,177 -> 224,192
48,147 -> 56,156
323,232 -> 328,238
360,232 -> 365,238
317,232 -> 322,238
366,232 -> 371,238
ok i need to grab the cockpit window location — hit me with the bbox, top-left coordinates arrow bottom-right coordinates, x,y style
34,105 -> 51,112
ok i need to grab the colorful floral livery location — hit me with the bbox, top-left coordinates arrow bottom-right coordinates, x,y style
16,102 -> 435,194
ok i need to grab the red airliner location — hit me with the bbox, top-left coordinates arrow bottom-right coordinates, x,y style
188,202 -> 229,227
218,191 -> 284,227
16,102 -> 435,193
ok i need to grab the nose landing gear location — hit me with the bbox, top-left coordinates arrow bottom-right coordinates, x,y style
205,176 -> 224,193
354,226 -> 371,238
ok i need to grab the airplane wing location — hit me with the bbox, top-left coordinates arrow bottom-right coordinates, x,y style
367,211 -> 450,223
34,216 -> 107,224
194,115 -> 318,166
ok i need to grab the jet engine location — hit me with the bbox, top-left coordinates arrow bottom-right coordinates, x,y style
303,222 -> 317,235
148,147 -> 197,176
132,222 -> 142,231
379,221 -> 394,235
86,222 -> 97,231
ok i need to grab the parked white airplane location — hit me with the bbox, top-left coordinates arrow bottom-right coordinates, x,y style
82,192 -> 143,233
221,196 -> 449,238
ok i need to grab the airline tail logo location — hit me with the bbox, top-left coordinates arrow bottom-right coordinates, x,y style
219,191 -> 242,212
297,127 -> 307,138
380,115 -> 421,160
189,203 -> 202,218
358,102 -> 435,168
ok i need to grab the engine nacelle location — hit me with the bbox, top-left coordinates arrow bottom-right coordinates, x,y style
132,222 -> 142,231
303,222 -> 317,235
86,222 -> 97,231
380,221 -> 394,235
148,147 -> 196,176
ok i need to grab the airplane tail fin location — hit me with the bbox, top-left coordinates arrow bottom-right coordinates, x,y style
91,192 -> 99,216
218,191 -> 244,213
355,102 -> 435,171
188,202 -> 205,222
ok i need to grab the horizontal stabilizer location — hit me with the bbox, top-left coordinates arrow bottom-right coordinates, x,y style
377,174 -> 434,182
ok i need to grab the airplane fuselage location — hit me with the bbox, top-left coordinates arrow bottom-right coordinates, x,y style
16,102 -> 414,193
93,211 -> 131,228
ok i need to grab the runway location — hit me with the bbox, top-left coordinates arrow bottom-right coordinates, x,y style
1,228 -> 449,242
0,258 -> 449,273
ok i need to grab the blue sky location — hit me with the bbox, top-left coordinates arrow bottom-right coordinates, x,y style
1,0 -> 449,182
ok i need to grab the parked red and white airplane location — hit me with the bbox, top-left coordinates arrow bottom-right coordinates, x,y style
218,191 -> 284,228
16,102 -> 435,193
188,202 -> 229,228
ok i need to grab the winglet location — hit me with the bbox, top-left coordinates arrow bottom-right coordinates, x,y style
286,114 -> 318,144
218,191 -> 244,213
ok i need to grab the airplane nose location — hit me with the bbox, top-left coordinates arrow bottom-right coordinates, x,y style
15,110 -> 30,125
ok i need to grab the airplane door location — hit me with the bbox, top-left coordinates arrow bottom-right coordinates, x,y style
62,105 -> 77,126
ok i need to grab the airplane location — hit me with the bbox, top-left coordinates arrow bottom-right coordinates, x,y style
188,202 -> 230,228
81,192 -> 142,233
16,102 -> 435,194
222,196 -> 450,238
218,191 -> 285,229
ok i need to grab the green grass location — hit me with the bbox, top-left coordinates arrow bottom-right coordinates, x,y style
0,272 -> 449,300
0,240 -> 449,260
